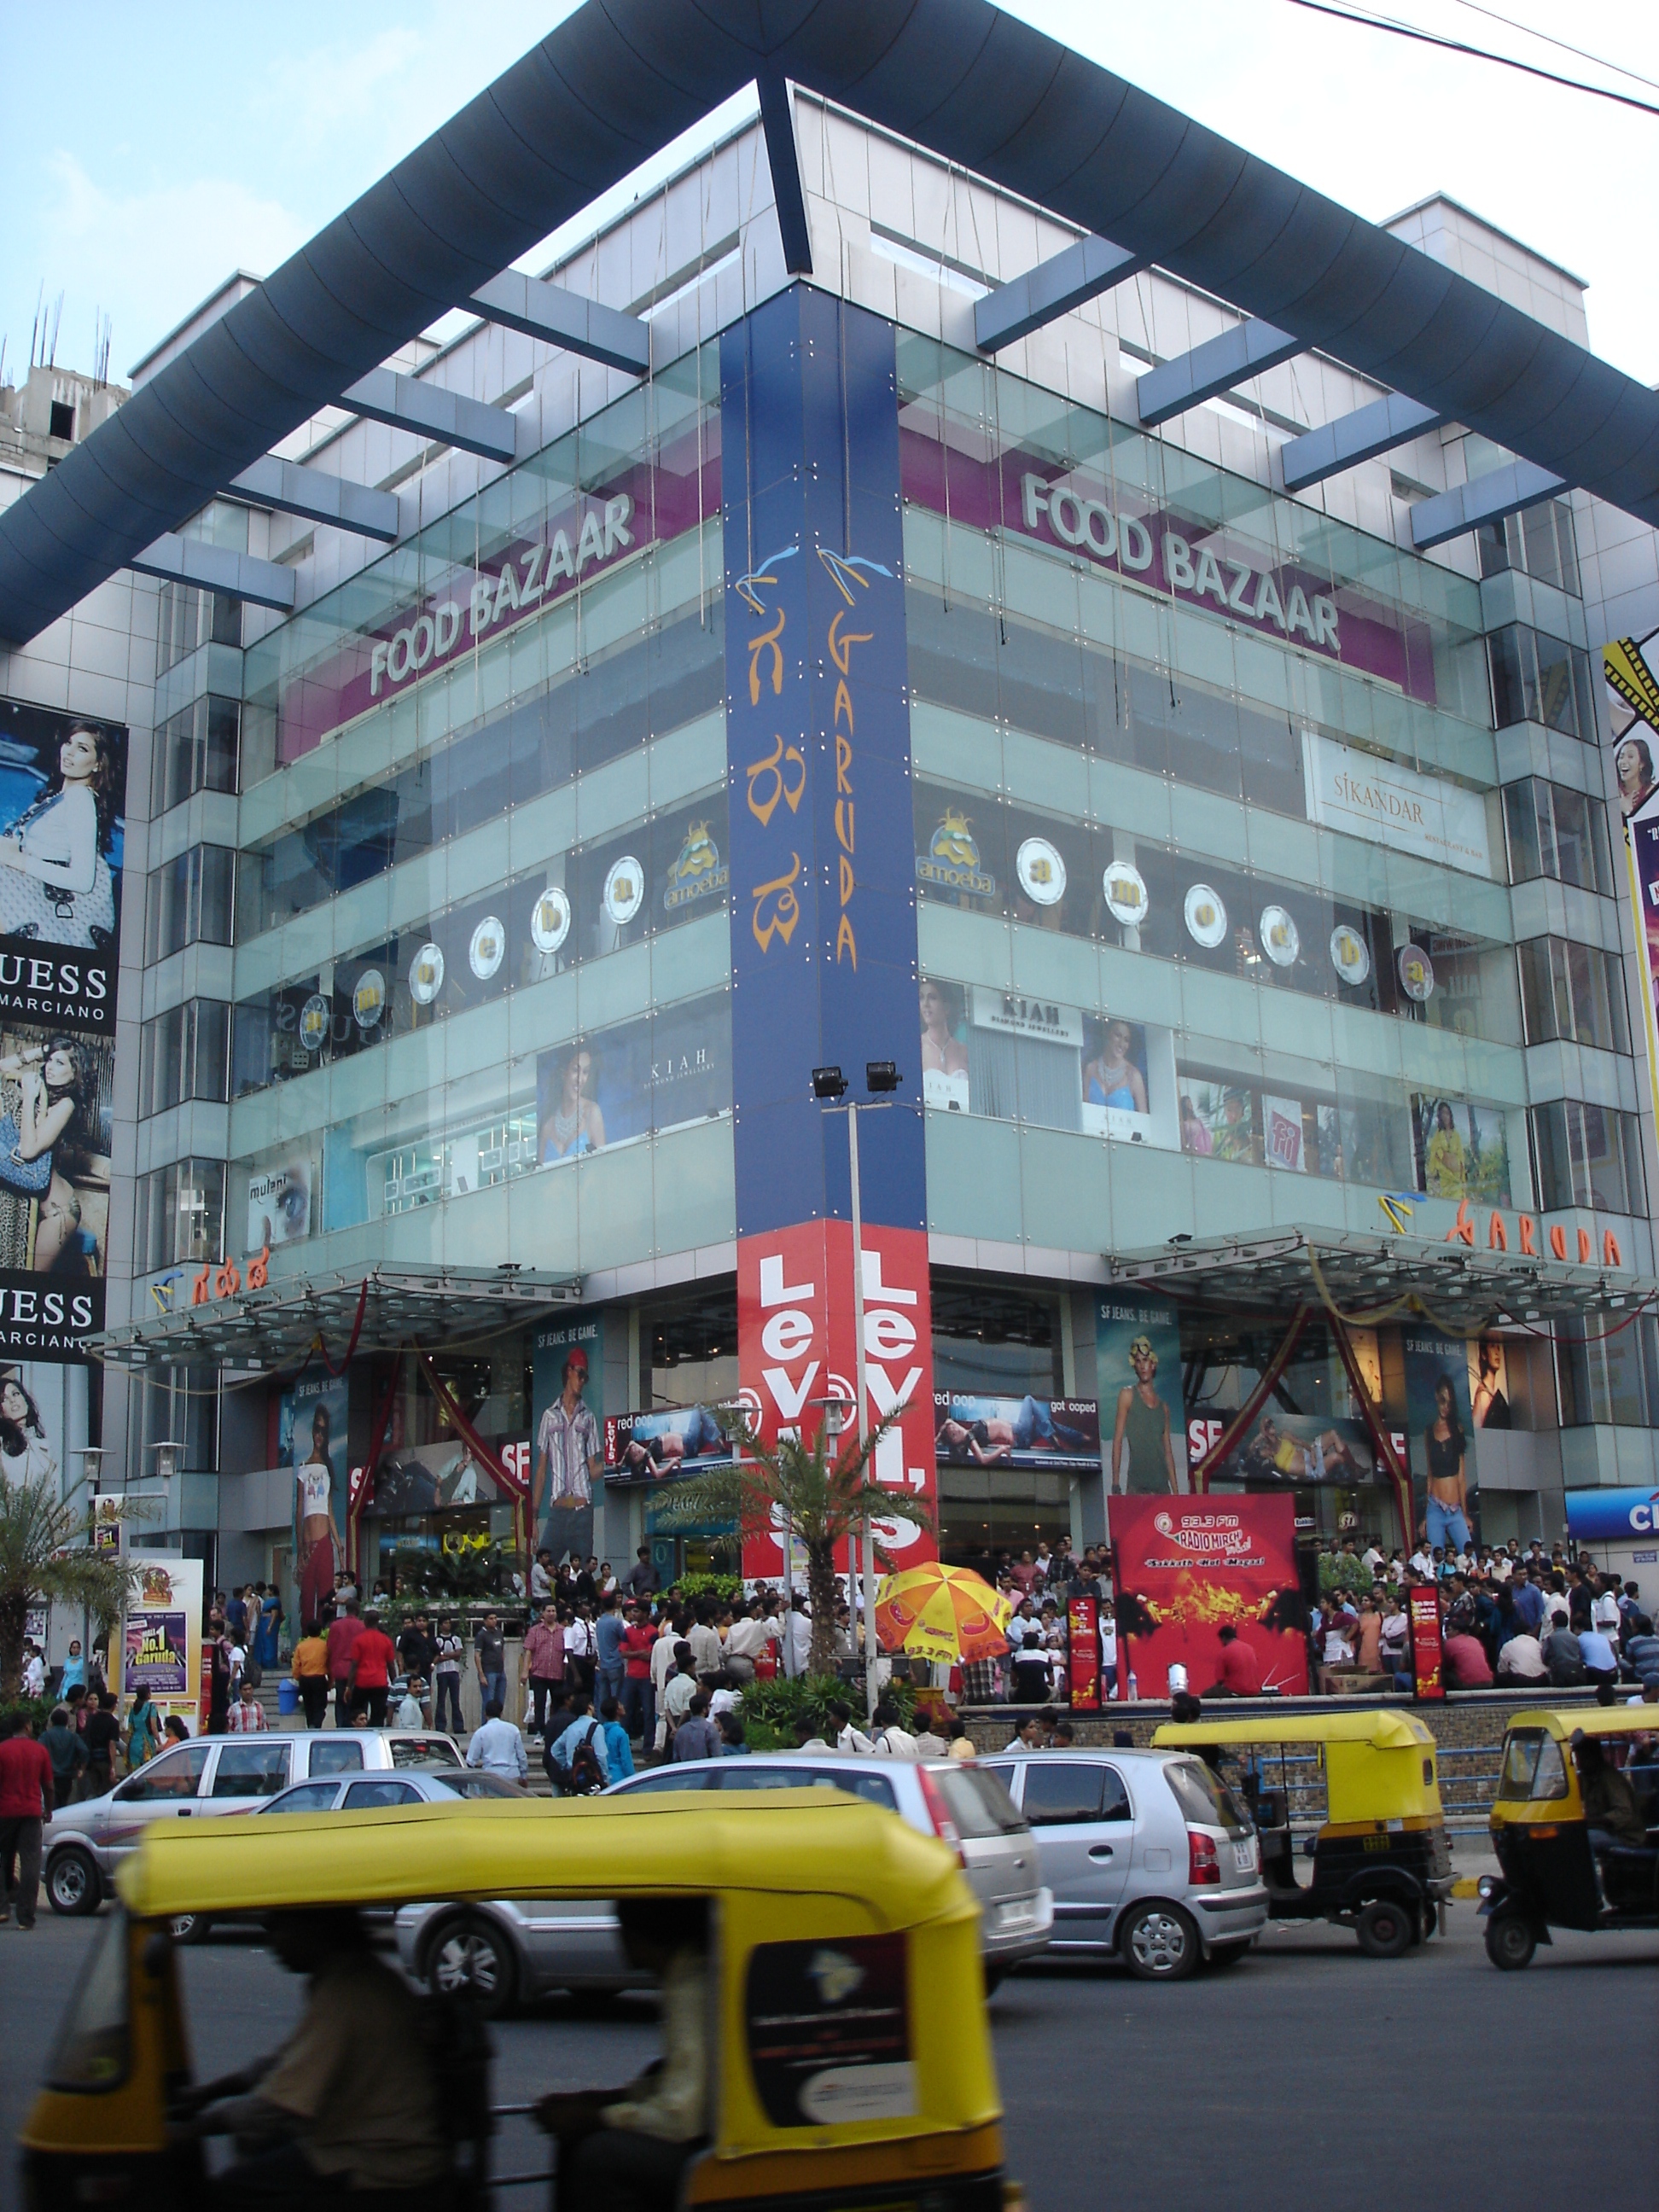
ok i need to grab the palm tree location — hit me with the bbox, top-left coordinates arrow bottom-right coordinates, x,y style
0,1478 -> 137,1698
651,1410 -> 931,1676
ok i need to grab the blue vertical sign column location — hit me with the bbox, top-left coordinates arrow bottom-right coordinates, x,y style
722,285 -> 925,1235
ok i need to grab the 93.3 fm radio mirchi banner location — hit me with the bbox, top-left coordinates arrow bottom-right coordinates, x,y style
0,701 -> 129,1358
1109,1493 -> 1308,1699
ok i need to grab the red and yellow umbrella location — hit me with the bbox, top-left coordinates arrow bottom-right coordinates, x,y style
875,1563 -> 1013,1666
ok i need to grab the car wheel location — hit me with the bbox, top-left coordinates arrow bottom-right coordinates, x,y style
425,1913 -> 517,2017
1354,1898 -> 1413,1959
45,1848 -> 102,1918
1483,1912 -> 1536,1971
169,1913 -> 211,1945
1205,1941 -> 1252,1970
1120,1902 -> 1200,1982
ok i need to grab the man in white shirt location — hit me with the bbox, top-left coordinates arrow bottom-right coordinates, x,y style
1410,1545 -> 1435,1579
825,1698 -> 873,1753
466,1698 -> 528,1782
1592,1584 -> 1621,1638
1361,1544 -> 1384,1578
871,1704 -> 920,1757
723,1604 -> 768,1682
1496,1633 -> 1547,1680
785,1596 -> 812,1677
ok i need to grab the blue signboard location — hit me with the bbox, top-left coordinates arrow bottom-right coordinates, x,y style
1564,1486 -> 1659,1542
721,287 -> 924,1237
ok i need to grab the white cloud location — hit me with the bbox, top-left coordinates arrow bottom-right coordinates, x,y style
33,151 -> 306,378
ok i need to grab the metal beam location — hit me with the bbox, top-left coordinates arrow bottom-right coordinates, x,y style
1136,319 -> 1301,428
975,236 -> 1149,352
1409,459 -> 1567,551
128,533 -> 296,611
758,66 -> 813,276
225,455 -> 402,542
468,271 -> 650,374
339,368 -> 518,463
1280,394 -> 1446,493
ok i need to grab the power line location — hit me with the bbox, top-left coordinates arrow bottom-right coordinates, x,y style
1281,0 -> 1659,118
1449,0 -> 1659,99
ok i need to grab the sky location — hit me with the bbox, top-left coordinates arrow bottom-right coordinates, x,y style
2,1 -> 1657,390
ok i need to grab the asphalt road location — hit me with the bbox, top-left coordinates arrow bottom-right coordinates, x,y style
5,1906 -> 1656,2211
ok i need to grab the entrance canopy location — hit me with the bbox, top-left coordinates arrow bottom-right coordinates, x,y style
1108,1225 -> 1656,1334
90,1264 -> 583,1371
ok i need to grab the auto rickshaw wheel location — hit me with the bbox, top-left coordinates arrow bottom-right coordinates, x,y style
1121,1902 -> 1200,1981
1483,1912 -> 1537,1971
1354,1898 -> 1412,1959
44,1848 -> 101,1918
425,1912 -> 518,2017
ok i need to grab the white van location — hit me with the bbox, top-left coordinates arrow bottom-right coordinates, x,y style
44,1728 -> 461,1916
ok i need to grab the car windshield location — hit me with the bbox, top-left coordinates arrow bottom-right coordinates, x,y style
1164,1758 -> 1252,1835
1500,1730 -> 1568,1802
429,1772 -> 525,1798
931,1765 -> 1026,1837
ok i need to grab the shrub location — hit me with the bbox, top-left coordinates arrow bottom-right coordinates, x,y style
738,1672 -> 915,1751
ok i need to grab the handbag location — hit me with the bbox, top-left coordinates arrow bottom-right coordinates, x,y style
0,1114 -> 52,1195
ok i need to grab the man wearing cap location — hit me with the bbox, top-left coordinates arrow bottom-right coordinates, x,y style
535,1348 -> 602,1563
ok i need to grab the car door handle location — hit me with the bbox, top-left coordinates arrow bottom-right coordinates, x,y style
1087,1844 -> 1113,1860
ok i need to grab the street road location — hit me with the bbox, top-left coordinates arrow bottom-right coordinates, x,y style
4,1906 -> 1656,2209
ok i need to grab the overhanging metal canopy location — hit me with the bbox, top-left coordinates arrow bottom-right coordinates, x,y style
1108,1226 -> 1656,1335
10,0 -> 1659,645
91,1265 -> 583,1371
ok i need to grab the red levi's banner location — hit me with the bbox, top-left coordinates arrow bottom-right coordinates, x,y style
736,1220 -> 938,1582
1109,1494 -> 1308,1700
1068,1593 -> 1101,1709
1409,1586 -> 1445,1699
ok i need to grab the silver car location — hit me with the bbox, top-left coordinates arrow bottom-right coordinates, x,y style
979,1747 -> 1268,1980
395,1751 -> 1051,2015
44,1728 -> 463,1917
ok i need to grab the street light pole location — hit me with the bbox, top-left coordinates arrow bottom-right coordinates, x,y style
846,1102 -> 879,1726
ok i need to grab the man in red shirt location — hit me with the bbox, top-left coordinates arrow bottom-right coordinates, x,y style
619,1604 -> 657,1742
1210,1625 -> 1262,1697
347,1610 -> 399,1726
0,1710 -> 55,1928
326,1597 -> 365,1726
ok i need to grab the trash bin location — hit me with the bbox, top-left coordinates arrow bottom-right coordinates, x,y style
276,1677 -> 299,1717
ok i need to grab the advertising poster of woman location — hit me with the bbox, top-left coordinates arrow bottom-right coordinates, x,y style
0,1025 -> 113,1326
1403,1332 -> 1480,1551
1095,1295 -> 1187,1494
280,1373 -> 349,1627
0,704 -> 125,965
919,977 -> 969,1111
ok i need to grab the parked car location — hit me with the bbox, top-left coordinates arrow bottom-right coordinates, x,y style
260,1764 -> 526,1814
977,1747 -> 1268,1980
395,1750 -> 1051,2015
44,1729 -> 463,1917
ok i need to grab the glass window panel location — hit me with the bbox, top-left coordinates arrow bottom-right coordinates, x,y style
1487,626 -> 1528,729
1533,630 -> 1578,736
1504,780 -> 1544,885
1520,502 -> 1563,592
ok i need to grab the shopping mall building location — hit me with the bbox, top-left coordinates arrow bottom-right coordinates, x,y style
6,2 -> 1659,1604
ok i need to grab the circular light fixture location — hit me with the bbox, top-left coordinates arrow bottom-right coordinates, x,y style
1103,860 -> 1149,927
1259,905 -> 1300,968
1397,944 -> 1435,1002
409,942 -> 445,1004
299,992 -> 329,1051
469,915 -> 505,980
1184,883 -> 1228,949
603,855 -> 645,925
352,969 -> 386,1030
530,885 -> 571,954
1016,836 -> 1067,905
1329,923 -> 1371,987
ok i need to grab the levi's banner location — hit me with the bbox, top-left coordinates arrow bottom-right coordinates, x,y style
1109,1494 -> 1308,1699
736,1220 -> 937,1580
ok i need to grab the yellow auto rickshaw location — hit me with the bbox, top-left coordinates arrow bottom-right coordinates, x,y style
1153,1710 -> 1452,1957
19,1790 -> 1011,2212
1481,1705 -> 1659,1969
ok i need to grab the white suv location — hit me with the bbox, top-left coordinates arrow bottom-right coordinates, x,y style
44,1728 -> 461,1916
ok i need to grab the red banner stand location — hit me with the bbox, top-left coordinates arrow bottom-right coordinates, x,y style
1068,1593 -> 1100,1709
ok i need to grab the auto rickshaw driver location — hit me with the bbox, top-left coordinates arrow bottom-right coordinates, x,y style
172,1906 -> 450,2203
535,1896 -> 709,2212
1572,1729 -> 1648,1897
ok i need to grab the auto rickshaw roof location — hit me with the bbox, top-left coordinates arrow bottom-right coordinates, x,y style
1151,1709 -> 1435,1751
114,1790 -> 974,1924
1500,1706 -> 1659,1742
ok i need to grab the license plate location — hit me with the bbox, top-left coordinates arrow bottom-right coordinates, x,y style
1232,1839 -> 1257,1873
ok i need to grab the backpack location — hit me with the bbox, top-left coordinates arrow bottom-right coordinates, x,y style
562,1720 -> 604,1796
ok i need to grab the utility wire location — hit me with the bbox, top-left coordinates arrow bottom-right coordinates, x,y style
1282,0 -> 1659,118
1449,0 -> 1659,98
